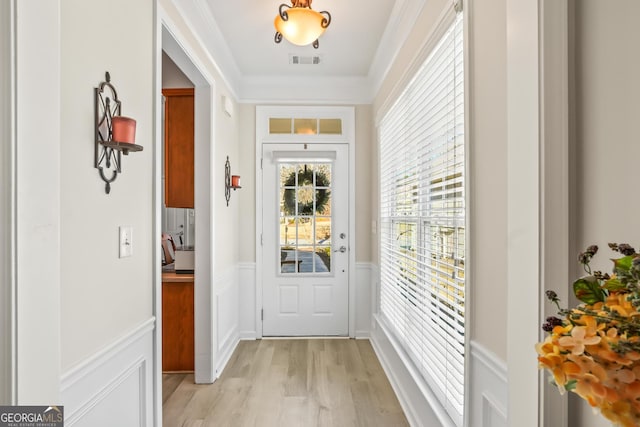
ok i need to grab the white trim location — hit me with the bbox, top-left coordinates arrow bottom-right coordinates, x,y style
152,1 -> 163,424
368,0 -> 427,99
505,1 -> 541,426
470,341 -> 507,384
462,3 -> 473,426
159,5 -> 218,385
15,0 -> 61,402
255,106 -> 356,338
214,265 -> 240,377
61,318 -> 155,388
539,2 -> 570,426
468,341 -> 508,427
165,0 -> 241,99
0,0 -> 16,405
370,314 -> 456,427
374,3 -> 458,125
238,262 -> 257,339
61,319 -> 154,427
239,76 -> 373,105
355,262 -> 374,338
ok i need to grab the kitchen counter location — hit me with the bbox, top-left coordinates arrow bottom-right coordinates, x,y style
162,271 -> 194,283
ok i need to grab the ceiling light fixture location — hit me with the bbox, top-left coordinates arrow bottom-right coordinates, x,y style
274,0 -> 331,49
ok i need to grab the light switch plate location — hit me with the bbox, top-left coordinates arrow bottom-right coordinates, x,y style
119,226 -> 133,258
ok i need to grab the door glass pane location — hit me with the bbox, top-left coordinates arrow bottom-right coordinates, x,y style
280,217 -> 296,245
315,189 -> 331,215
280,164 -> 297,187
280,246 -> 298,273
297,218 -> 314,245
315,217 -> 331,245
278,161 -> 333,274
316,164 -> 331,183
316,247 -> 331,271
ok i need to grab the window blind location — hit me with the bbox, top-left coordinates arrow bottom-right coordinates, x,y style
379,13 -> 465,426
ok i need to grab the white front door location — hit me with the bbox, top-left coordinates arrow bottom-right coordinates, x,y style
262,143 -> 349,336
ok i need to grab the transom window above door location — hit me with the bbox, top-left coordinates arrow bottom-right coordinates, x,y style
269,118 -> 342,135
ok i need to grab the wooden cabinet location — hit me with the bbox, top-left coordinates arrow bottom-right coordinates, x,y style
163,88 -> 194,208
162,279 -> 194,372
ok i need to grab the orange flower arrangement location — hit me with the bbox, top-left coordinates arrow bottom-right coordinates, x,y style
537,243 -> 640,427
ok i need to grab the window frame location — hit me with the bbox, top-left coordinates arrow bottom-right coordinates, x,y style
377,11 -> 467,427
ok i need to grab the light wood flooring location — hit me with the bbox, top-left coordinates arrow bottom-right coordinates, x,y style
163,339 -> 409,427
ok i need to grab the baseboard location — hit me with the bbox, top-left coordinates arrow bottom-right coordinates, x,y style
239,331 -> 257,340
61,318 -> 155,427
469,341 -> 508,427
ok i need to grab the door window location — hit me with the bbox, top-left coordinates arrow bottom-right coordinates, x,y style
278,163 -> 332,274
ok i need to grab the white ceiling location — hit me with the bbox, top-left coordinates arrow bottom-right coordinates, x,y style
167,0 -> 427,102
204,0 -> 395,77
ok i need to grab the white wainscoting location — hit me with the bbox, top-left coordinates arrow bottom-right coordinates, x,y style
238,262 -> 257,339
355,262 -> 373,338
469,341 -> 508,427
370,319 -> 509,427
370,314 -> 456,427
214,265 -> 240,377
60,318 -> 155,427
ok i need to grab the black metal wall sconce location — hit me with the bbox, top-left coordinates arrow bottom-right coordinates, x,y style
95,71 -> 143,194
225,156 -> 241,206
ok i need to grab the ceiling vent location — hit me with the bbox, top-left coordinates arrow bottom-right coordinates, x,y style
289,54 -> 321,65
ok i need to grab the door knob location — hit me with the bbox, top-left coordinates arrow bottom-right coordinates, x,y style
334,246 -> 347,253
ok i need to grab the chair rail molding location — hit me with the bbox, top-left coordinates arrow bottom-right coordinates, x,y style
60,318 -> 155,427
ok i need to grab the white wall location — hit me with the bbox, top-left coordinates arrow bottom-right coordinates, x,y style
60,0 -> 154,372
570,1 -> 640,426
15,0 -> 62,403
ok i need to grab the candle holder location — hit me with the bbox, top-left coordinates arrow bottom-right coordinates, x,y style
94,71 -> 143,194
224,156 -> 241,206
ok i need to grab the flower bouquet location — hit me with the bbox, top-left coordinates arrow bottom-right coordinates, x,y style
537,243 -> 640,427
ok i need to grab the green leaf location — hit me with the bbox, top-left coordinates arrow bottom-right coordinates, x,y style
573,276 -> 605,304
613,256 -> 634,275
564,379 -> 577,391
603,277 -> 626,291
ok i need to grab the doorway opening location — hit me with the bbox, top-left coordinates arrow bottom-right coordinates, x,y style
157,22 -> 217,399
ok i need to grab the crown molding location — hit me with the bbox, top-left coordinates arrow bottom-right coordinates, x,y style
239,75 -> 373,104
167,0 -> 243,97
165,0 -> 427,104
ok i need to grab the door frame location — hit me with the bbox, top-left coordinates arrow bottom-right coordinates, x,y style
255,106 -> 356,338
157,4 -> 217,397
0,0 -> 15,405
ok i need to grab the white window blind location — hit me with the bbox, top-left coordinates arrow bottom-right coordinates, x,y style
379,13 -> 465,426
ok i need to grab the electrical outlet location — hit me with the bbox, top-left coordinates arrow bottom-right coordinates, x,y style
119,226 -> 133,258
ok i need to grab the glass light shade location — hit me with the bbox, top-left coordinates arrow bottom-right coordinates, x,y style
274,8 -> 327,46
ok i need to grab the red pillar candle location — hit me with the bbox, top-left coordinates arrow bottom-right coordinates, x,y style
111,116 -> 137,144
231,175 -> 240,187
